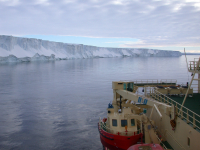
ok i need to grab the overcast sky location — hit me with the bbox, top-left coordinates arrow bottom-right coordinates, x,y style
0,0 -> 200,52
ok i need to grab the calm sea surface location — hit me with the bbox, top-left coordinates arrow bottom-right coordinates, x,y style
0,55 -> 199,150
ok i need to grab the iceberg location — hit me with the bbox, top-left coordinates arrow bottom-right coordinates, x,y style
0,35 -> 182,63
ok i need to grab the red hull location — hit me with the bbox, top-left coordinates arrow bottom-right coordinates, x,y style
98,123 -> 143,150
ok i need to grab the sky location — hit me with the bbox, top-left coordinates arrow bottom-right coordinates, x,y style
0,0 -> 200,52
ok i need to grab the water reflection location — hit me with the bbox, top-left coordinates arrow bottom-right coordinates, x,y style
0,56 -> 199,149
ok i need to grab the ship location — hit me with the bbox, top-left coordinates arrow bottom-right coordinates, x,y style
98,57 -> 200,150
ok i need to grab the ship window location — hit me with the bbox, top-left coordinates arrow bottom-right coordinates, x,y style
131,119 -> 135,126
121,120 -> 127,127
127,83 -> 133,92
112,119 -> 117,126
188,137 -> 190,146
123,83 -> 126,90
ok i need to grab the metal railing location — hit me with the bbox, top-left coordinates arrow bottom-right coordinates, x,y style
132,79 -> 177,84
148,89 -> 200,131
160,79 -> 177,84
187,58 -> 200,93
99,118 -> 169,149
188,59 -> 200,71
133,79 -> 159,84
190,83 -> 199,93
99,118 -> 142,136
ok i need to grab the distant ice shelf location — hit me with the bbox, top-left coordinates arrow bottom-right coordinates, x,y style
0,35 -> 182,63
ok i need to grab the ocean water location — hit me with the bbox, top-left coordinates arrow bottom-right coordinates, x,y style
0,55 -> 199,150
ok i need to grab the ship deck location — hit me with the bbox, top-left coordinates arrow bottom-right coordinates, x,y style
170,93 -> 200,131
148,93 -> 200,150
170,93 -> 200,116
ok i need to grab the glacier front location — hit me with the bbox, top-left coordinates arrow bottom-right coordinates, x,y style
0,35 -> 182,62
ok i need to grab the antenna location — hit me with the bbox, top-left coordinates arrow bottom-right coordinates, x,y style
184,48 -> 190,83
184,48 -> 189,72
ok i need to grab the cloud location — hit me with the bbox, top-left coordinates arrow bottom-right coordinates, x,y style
105,39 -> 144,46
0,0 -> 20,6
0,0 -> 199,48
35,0 -> 50,5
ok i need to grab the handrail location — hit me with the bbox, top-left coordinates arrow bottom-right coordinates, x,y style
149,89 -> 200,130
99,119 -> 168,149
99,118 -> 142,136
120,79 -> 177,85
155,90 -> 200,118
130,87 -> 200,129
160,79 -> 177,84
133,79 -> 159,84
188,59 -> 200,71
133,79 -> 177,84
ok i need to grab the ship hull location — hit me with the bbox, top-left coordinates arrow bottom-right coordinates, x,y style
98,123 -> 142,150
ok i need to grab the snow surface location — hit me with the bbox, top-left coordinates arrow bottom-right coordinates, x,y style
0,35 -> 182,63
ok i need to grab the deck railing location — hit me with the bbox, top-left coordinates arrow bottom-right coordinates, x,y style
148,88 -> 200,131
132,79 -> 177,84
188,59 -> 200,71
99,118 -> 169,149
160,79 -> 177,84
99,118 -> 142,136
187,58 -> 200,93
133,79 -> 159,84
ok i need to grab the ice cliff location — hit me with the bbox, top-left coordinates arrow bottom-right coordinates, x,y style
0,35 -> 182,62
